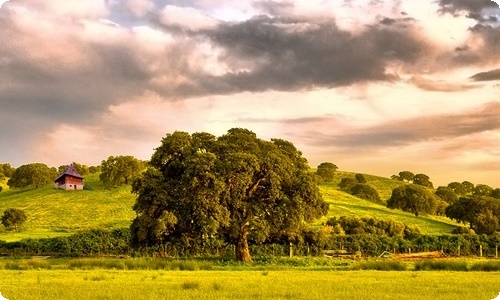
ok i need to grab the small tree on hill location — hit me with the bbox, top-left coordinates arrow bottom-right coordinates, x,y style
1,208 -> 27,231
316,162 -> 338,182
387,184 -> 439,216
398,171 -> 414,183
100,156 -> 144,186
413,173 -> 433,188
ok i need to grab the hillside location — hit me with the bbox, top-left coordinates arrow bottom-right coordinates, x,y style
0,174 -> 136,242
0,171 -> 460,242
316,171 -> 459,234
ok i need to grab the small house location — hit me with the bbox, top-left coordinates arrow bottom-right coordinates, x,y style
54,164 -> 84,190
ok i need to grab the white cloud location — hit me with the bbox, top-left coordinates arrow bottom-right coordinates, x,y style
159,5 -> 219,31
126,0 -> 154,17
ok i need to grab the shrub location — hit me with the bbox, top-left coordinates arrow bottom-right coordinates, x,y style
351,260 -> 407,271
1,208 -> 28,231
469,261 -> 500,272
414,260 -> 468,271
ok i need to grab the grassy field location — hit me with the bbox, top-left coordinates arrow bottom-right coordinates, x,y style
0,268 -> 499,300
316,171 -> 459,235
0,170 -> 460,241
0,174 -> 136,242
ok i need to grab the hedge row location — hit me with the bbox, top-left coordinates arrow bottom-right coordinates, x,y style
1,229 -> 499,258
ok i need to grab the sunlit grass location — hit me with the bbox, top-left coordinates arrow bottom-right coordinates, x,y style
316,172 -> 459,235
0,269 -> 498,300
0,174 -> 135,241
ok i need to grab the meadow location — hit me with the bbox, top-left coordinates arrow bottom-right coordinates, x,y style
0,171 -> 460,242
0,268 -> 499,300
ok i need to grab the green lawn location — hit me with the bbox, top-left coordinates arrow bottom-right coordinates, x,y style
0,174 -> 136,241
0,269 -> 498,300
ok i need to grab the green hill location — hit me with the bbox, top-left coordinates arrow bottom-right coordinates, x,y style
0,174 -> 136,242
0,171 -> 460,242
316,171 -> 459,235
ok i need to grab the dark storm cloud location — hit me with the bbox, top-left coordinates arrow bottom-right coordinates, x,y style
470,69 -> 500,81
438,0 -> 499,21
312,102 -> 500,148
190,15 -> 427,94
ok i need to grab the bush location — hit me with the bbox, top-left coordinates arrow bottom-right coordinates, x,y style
414,260 -> 468,271
351,260 -> 407,271
350,184 -> 382,204
469,261 -> 500,272
1,208 -> 28,231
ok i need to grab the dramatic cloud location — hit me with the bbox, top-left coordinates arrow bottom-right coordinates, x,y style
1,0 -> 500,186
470,69 -> 500,81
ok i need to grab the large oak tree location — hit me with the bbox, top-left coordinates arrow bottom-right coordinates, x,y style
131,128 -> 328,262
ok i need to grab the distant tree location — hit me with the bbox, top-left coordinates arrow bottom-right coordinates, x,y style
131,129 -> 328,262
472,184 -> 493,196
387,184 -> 439,216
1,208 -> 27,231
435,186 -> 458,204
339,177 -> 357,192
398,171 -> 414,183
100,156 -> 144,186
88,165 -> 101,174
413,173 -> 433,188
445,196 -> 500,234
0,163 -> 15,178
7,163 -> 56,189
315,162 -> 338,182
447,182 -> 466,195
462,181 -> 474,193
350,183 -> 381,203
355,173 -> 367,184
491,188 -> 500,199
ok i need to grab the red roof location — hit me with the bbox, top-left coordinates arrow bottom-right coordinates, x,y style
54,164 -> 84,182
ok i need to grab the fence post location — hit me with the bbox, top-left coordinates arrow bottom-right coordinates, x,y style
496,246 -> 498,259
457,244 -> 460,257
289,242 -> 293,258
479,244 -> 482,258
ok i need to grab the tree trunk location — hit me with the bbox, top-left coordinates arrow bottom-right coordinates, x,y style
235,228 -> 252,262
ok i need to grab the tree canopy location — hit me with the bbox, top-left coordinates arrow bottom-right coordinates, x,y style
131,128 -> 328,262
387,184 -> 440,216
7,163 -> 55,189
445,196 -> 500,234
315,162 -> 338,182
100,156 -> 144,186
1,208 -> 27,231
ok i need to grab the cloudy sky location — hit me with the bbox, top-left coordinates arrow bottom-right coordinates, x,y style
1,0 -> 500,187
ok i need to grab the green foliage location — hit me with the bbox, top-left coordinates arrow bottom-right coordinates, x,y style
351,260 -> 407,271
387,184 -> 439,216
445,196 -> 500,234
325,216 -> 422,239
447,182 -> 466,195
315,162 -> 338,182
472,184 -> 493,196
414,260 -> 468,271
0,163 -> 15,179
355,173 -> 367,183
1,208 -> 27,231
462,181 -> 474,193
350,184 -> 381,204
0,186 -> 2,193
413,173 -> 433,188
132,129 -> 328,262
339,177 -> 357,192
100,155 -> 143,186
469,261 -> 500,271
397,171 -> 414,183
7,163 -> 56,189
435,186 -> 458,204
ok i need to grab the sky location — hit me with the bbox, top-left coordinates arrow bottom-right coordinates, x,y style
1,0 -> 500,187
